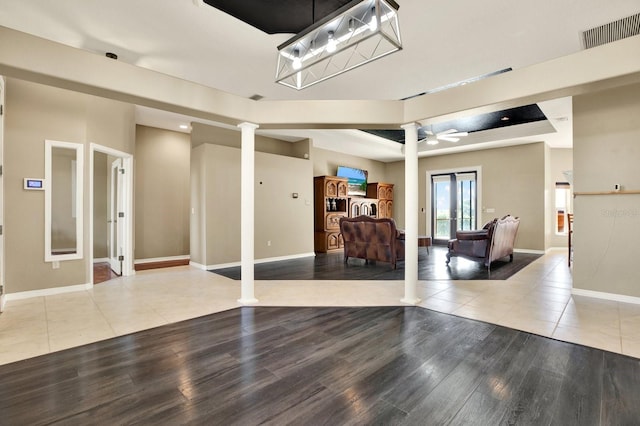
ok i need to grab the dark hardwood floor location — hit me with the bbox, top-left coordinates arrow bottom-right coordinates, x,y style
1,306 -> 637,425
212,246 -> 541,281
93,262 -> 120,284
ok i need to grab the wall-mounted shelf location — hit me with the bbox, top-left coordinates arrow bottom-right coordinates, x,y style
574,190 -> 640,197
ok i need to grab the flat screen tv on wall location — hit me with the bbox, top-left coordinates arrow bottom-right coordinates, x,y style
337,166 -> 367,196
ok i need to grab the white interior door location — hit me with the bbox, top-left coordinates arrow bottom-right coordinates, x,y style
0,77 -> 5,311
109,158 -> 124,275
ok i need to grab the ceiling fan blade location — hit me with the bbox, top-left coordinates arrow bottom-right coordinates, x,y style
437,128 -> 458,136
443,131 -> 468,137
438,136 -> 460,142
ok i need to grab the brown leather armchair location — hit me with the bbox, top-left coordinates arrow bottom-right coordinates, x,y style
446,215 -> 520,269
339,215 -> 405,269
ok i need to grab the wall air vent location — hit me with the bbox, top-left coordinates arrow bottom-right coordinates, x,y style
249,94 -> 264,101
582,13 -> 640,49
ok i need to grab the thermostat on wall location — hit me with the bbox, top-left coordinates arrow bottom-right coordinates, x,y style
24,178 -> 44,190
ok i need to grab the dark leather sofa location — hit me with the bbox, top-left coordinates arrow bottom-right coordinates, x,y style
446,215 -> 520,269
339,215 -> 405,269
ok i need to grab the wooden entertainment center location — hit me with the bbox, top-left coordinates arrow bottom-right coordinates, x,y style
313,175 -> 394,253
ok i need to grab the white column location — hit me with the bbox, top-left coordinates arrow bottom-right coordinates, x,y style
401,122 -> 421,304
238,122 -> 259,304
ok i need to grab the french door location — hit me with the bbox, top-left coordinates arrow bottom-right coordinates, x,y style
431,172 -> 477,244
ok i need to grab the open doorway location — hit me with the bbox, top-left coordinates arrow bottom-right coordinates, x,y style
90,144 -> 133,284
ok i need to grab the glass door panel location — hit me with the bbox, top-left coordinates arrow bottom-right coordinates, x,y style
456,172 -> 476,231
432,175 -> 454,243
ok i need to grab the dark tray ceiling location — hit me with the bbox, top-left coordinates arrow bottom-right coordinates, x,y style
361,104 -> 548,144
203,0 -> 355,34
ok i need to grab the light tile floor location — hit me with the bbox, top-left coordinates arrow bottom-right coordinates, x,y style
2,248 -> 639,365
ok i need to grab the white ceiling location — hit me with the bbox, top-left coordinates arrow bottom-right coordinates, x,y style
0,0 -> 635,160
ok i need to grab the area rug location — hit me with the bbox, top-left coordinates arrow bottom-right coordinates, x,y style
211,246 -> 541,281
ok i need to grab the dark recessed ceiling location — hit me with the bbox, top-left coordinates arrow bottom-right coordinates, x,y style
361,104 -> 548,144
203,0 -> 354,34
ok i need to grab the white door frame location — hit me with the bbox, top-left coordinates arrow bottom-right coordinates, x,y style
0,76 -> 5,311
109,158 -> 123,275
426,166 -> 483,239
89,143 -> 134,284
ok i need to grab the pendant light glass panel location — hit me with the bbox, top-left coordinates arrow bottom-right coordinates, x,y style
276,0 -> 401,90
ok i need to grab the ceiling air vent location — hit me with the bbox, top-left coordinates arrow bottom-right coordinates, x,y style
582,12 -> 640,49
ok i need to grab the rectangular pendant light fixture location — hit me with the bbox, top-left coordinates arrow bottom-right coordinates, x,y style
275,0 -> 402,90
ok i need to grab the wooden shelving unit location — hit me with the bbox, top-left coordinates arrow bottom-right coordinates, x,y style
314,176 -> 349,253
367,182 -> 394,219
313,178 -> 395,253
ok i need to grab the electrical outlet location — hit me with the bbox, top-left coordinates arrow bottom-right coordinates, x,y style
52,261 -> 60,269
267,240 -> 271,246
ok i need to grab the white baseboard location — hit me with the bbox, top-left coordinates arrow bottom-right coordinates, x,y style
207,252 -> 316,270
134,255 -> 190,265
0,293 -> 5,312
6,283 -> 92,302
572,288 -> 640,305
514,248 -> 546,255
207,260 -> 241,270
255,252 -> 315,265
189,261 -> 207,270
93,257 -> 109,263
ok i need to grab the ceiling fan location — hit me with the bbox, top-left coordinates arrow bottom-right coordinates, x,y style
419,128 -> 469,145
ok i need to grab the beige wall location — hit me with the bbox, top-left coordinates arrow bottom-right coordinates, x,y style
573,82 -> 640,298
191,122 -> 310,159
203,144 -> 240,265
254,150 -> 314,258
386,143 -> 546,251
312,146 -> 387,183
544,144 -> 552,249
135,125 -> 190,260
4,78 -> 134,293
190,144 -> 206,265
191,141 -> 314,267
